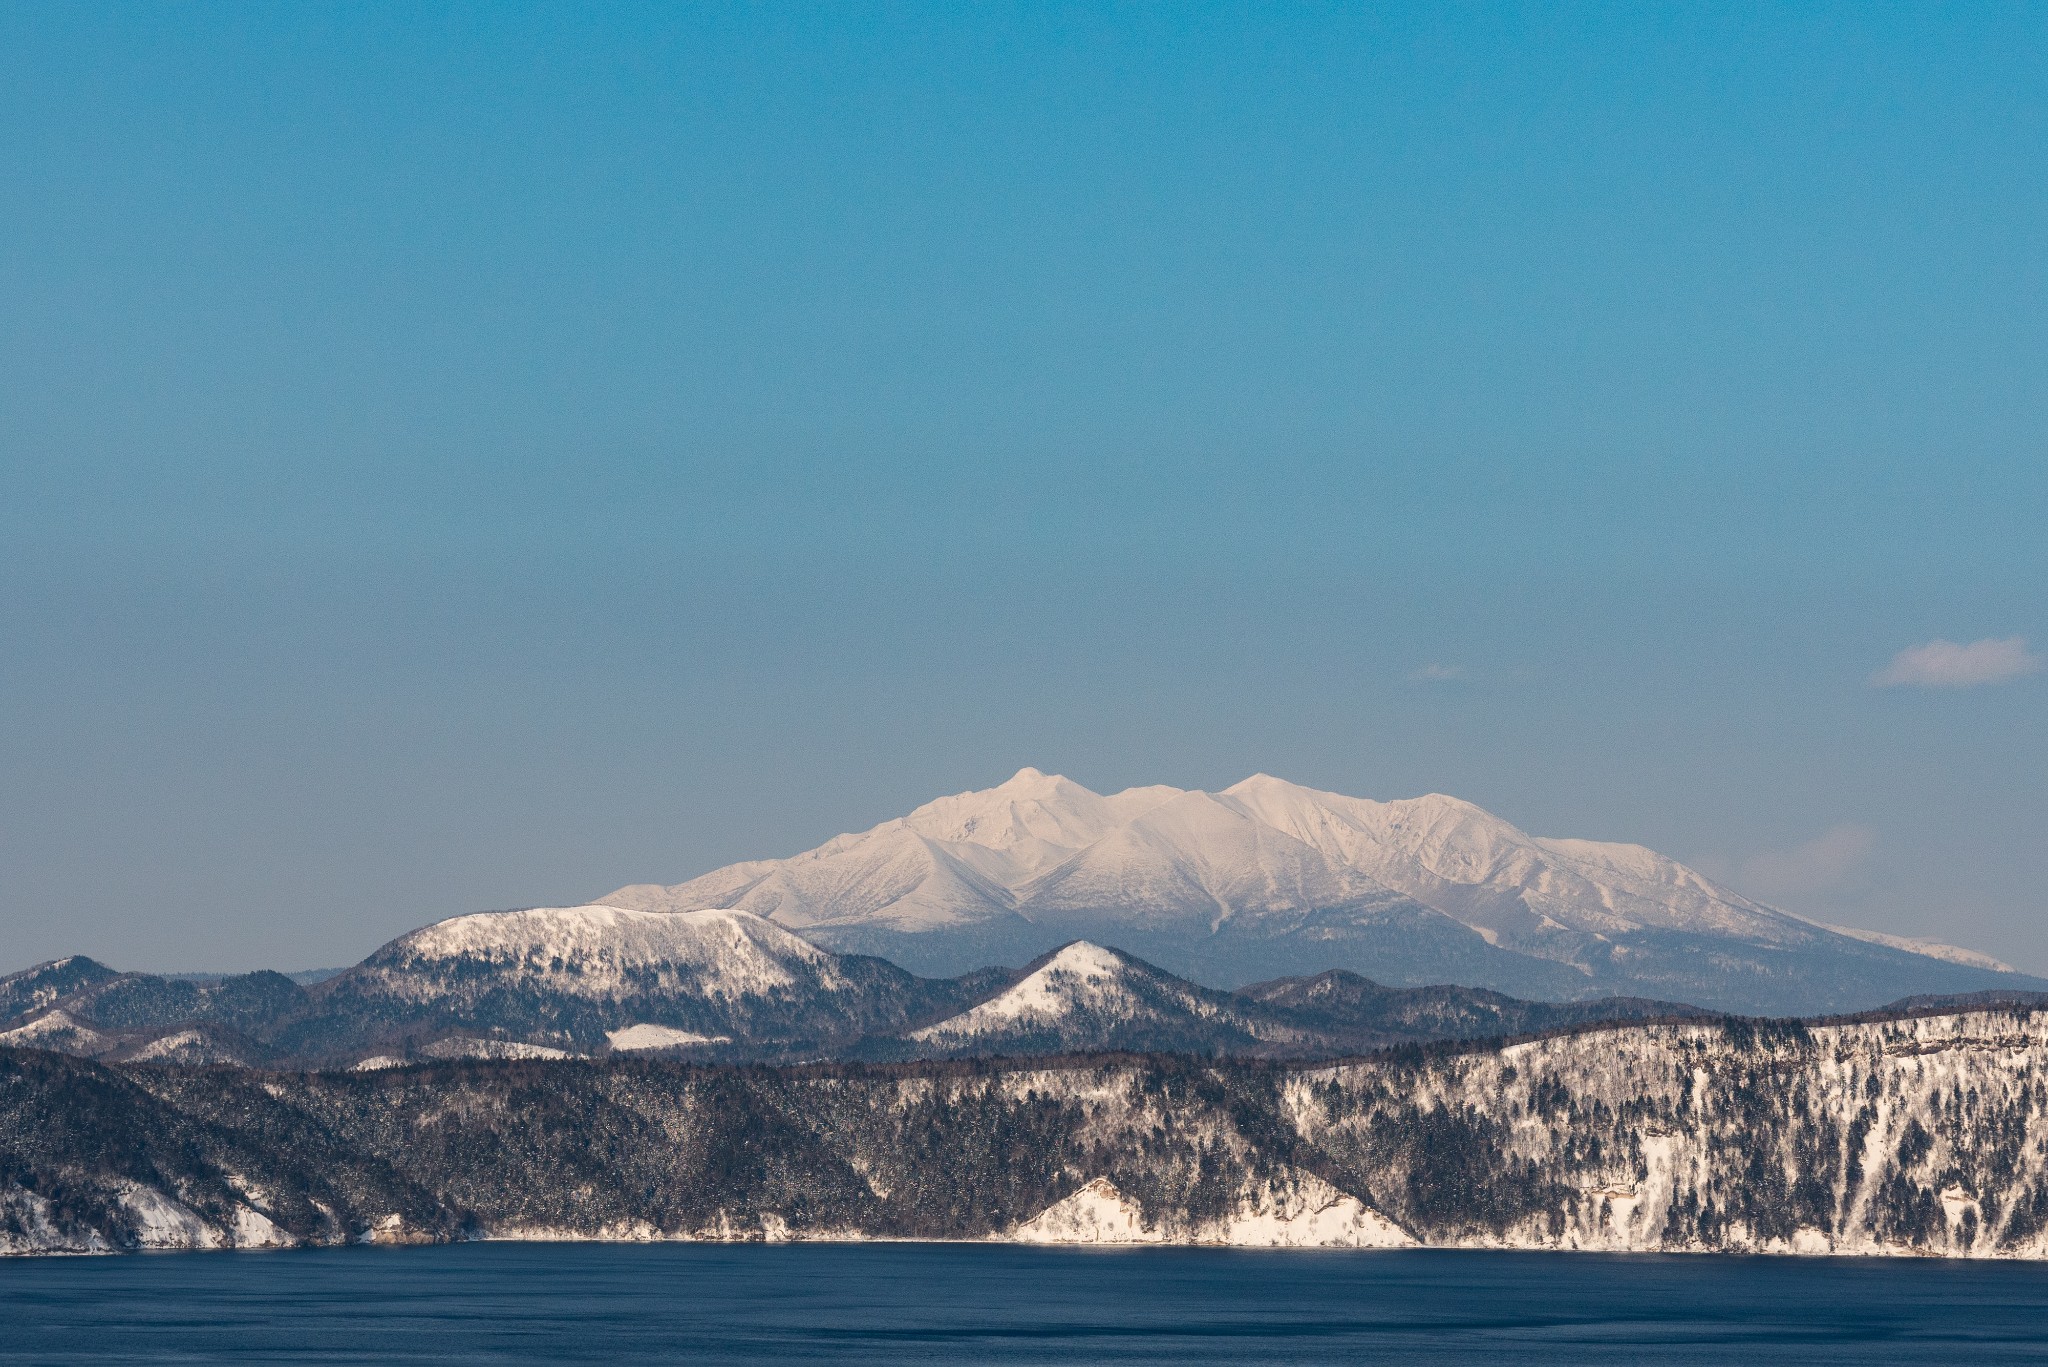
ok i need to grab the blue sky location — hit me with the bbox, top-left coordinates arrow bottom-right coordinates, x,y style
2,3 -> 2043,972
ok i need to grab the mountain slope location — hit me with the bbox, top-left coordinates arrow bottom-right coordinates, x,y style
0,958 -> 125,1023
282,905 -> 994,1061
891,942 -> 1309,1059
0,909 -> 1003,1068
0,963 -> 303,1066
603,769 -> 2039,1014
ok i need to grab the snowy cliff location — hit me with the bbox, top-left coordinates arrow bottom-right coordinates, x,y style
8,1004 -> 2048,1257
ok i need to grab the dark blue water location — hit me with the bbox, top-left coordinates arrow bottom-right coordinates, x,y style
4,1243 -> 2047,1363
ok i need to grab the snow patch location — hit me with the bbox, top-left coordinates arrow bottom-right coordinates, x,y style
0,1185 -> 110,1256
125,1029 -> 248,1065
230,1204 -> 293,1249
1209,1172 -> 1413,1248
417,1037 -> 575,1062
362,1213 -> 432,1246
1014,1178 -> 1151,1243
607,1023 -> 730,1051
128,1030 -> 209,1061
1819,922 -> 2016,973
0,1010 -> 112,1055
117,1185 -> 223,1250
1012,1172 -> 1411,1248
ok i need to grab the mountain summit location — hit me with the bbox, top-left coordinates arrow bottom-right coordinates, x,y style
605,770 -> 2029,1015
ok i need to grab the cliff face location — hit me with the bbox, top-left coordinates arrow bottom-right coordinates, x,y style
4,1006 -> 2046,1258
1296,1009 -> 2048,1256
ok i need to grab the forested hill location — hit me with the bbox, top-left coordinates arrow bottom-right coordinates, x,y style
6,1005 -> 2048,1258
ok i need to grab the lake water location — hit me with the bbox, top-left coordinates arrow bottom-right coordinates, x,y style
4,1243 -> 2048,1364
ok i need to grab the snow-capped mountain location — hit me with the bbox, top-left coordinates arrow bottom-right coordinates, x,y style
897,942 -> 1308,1059
357,905 -> 854,1004
0,909 -> 1004,1068
296,905 -> 993,1060
605,769 -> 2037,1015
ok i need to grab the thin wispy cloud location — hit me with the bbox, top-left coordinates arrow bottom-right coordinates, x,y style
1408,663 -> 1466,684
1738,824 -> 1876,902
1871,636 -> 2042,689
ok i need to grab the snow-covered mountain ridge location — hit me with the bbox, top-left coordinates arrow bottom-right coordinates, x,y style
605,769 -> 2029,1015
359,906 -> 850,1001
0,919 -> 1713,1070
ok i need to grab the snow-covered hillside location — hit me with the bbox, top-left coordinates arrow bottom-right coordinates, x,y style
311,904 -> 983,1060
358,906 -> 851,1001
0,908 -> 1001,1069
0,1009 -> 114,1055
14,1003 -> 2048,1257
604,769 -> 2029,1014
903,942 -> 1306,1058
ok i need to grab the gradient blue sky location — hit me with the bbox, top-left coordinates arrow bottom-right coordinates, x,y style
2,3 -> 2043,973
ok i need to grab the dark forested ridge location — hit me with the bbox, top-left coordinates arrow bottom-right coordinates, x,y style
7,1003 -> 2048,1258
1235,970 -> 1713,1045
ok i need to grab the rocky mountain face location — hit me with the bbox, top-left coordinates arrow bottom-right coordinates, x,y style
604,770 -> 2033,1015
7,1004 -> 2048,1257
0,920 -> 1706,1070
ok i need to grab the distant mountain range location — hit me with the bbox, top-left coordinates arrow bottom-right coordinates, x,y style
0,907 -> 1715,1070
605,769 -> 2031,1015
4,771 -> 2031,1065
886,940 -> 1707,1062
10,778 -> 2044,1264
